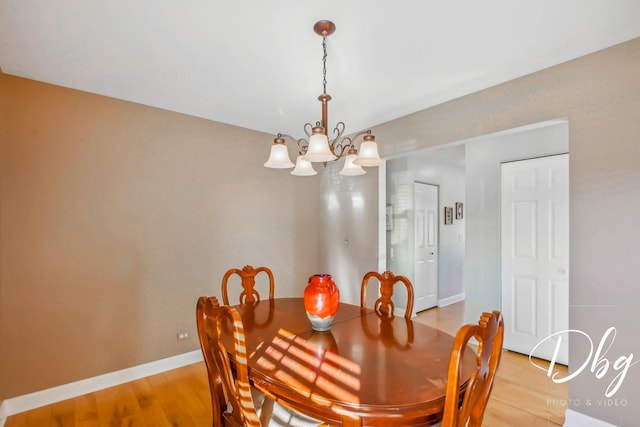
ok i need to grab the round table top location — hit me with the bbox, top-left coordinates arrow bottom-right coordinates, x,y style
224,297 -> 475,426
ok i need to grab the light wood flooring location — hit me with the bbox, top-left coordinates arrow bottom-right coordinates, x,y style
6,301 -> 567,426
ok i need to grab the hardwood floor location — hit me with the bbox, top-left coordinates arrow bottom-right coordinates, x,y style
5,363 -> 213,426
6,301 -> 567,426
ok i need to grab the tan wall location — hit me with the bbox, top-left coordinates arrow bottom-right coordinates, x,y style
0,74 -> 321,400
368,37 -> 640,425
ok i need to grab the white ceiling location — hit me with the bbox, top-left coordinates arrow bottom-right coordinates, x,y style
2,1 -> 640,139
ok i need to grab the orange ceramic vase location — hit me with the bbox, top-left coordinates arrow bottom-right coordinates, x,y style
303,274 -> 340,331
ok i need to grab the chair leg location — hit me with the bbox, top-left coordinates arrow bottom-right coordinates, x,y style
259,396 -> 275,425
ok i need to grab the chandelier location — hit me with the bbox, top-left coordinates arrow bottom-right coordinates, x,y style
264,20 -> 382,176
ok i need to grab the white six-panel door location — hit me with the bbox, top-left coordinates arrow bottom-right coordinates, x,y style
414,182 -> 439,313
501,154 -> 569,364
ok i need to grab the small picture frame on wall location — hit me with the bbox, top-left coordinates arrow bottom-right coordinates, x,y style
444,207 -> 453,225
455,202 -> 463,219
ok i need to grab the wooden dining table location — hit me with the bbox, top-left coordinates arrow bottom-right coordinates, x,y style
221,298 -> 476,426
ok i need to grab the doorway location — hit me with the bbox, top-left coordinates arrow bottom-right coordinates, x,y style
382,120 -> 568,325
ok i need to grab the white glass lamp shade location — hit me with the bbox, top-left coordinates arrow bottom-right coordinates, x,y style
301,127 -> 337,162
264,138 -> 294,168
353,134 -> 383,167
291,156 -> 317,176
339,148 -> 366,176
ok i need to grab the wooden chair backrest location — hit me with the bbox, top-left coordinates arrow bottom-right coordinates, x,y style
360,270 -> 414,319
196,296 -> 261,427
441,310 -> 504,427
221,265 -> 275,305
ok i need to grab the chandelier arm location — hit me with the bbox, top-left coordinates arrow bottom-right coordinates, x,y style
333,129 -> 372,159
277,133 -> 309,155
303,122 -> 316,139
327,121 -> 345,147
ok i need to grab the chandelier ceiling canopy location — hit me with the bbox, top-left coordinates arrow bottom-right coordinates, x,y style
264,20 -> 382,177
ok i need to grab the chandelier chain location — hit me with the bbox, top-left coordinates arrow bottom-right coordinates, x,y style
322,35 -> 328,94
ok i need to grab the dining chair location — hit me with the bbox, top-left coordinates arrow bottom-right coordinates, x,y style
440,310 -> 504,427
196,296 -> 326,427
221,265 -> 275,305
360,270 -> 414,319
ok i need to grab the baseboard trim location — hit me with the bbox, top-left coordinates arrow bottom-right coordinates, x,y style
564,409 -> 619,427
438,292 -> 465,307
0,349 -> 203,426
